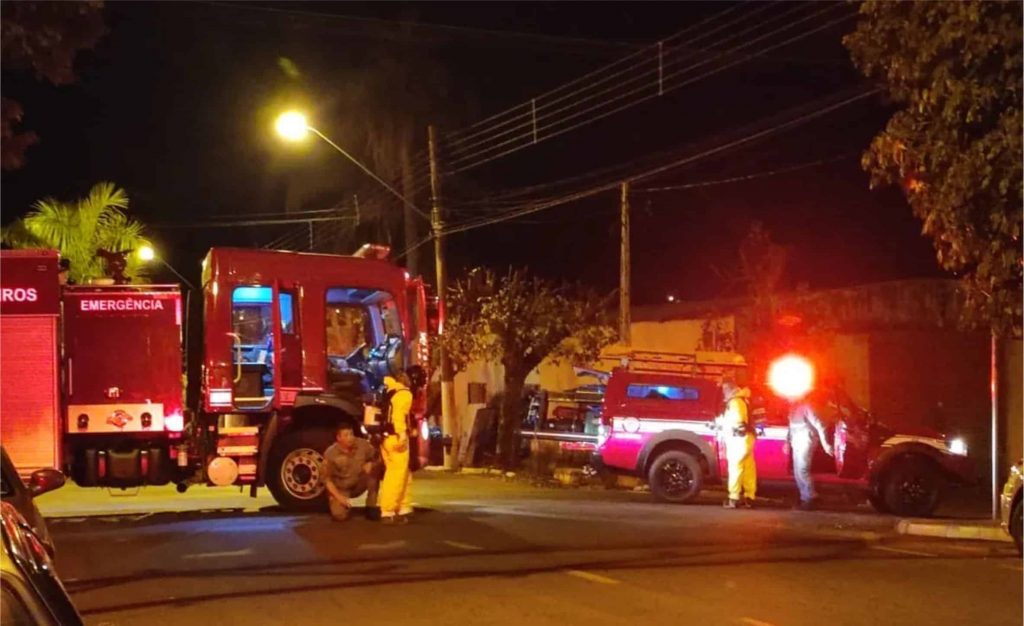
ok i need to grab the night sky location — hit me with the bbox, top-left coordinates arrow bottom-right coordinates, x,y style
1,1 -> 943,304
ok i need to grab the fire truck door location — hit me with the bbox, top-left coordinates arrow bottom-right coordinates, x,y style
275,286 -> 302,391
230,286 -> 275,409
406,278 -> 428,368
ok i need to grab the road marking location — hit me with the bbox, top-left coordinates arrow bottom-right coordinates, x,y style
357,540 -> 407,551
999,563 -> 1023,572
871,545 -> 936,558
181,548 -> 253,560
443,540 -> 483,551
565,569 -> 619,585
740,618 -> 778,626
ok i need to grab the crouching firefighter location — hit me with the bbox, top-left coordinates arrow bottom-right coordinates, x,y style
323,423 -> 382,521
376,366 -> 427,524
719,380 -> 757,509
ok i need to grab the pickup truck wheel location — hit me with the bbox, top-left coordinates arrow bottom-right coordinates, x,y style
1011,499 -> 1022,556
867,490 -> 890,514
648,450 -> 703,504
266,428 -> 334,511
881,457 -> 942,517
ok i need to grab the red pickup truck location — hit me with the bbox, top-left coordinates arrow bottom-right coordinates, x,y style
592,354 -> 975,517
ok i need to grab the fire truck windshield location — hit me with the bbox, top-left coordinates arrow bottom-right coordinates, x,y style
324,287 -> 404,388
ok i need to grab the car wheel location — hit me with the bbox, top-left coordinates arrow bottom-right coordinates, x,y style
1011,498 -> 1022,556
882,457 -> 942,517
648,450 -> 703,504
266,428 -> 335,512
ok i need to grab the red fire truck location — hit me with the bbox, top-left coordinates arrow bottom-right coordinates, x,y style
0,246 -> 430,511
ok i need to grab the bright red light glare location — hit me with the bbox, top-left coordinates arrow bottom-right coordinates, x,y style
767,354 -> 815,400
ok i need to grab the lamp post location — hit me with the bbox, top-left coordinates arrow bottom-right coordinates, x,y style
138,245 -> 196,382
273,111 -> 424,221
274,111 -> 458,468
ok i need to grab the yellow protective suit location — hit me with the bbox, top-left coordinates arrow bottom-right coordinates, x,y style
722,387 -> 756,502
380,376 -> 413,519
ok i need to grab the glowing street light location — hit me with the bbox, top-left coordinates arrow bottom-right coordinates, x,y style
273,109 -> 423,220
137,245 -> 156,262
274,111 -> 310,141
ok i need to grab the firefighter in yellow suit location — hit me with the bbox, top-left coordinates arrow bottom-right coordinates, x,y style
380,373 -> 414,523
720,380 -> 756,509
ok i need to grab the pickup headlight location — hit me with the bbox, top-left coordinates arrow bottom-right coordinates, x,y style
948,437 -> 968,456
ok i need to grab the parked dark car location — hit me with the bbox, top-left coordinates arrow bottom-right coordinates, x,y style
1,500 -> 84,626
0,447 -> 65,557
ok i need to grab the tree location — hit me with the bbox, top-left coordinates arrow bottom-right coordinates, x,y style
1,1 -> 107,170
845,0 -> 1023,336
445,268 -> 617,467
1,182 -> 150,284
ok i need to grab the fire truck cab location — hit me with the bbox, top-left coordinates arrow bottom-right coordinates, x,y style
198,246 -> 429,510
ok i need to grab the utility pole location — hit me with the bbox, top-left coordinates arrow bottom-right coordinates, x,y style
620,181 -> 631,346
428,125 -> 459,468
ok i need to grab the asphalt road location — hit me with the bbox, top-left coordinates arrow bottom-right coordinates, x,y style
48,474 -> 1022,626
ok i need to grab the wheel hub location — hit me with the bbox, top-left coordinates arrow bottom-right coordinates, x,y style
660,461 -> 694,495
281,448 -> 325,500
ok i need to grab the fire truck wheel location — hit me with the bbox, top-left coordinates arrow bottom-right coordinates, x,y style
267,428 -> 334,511
648,450 -> 703,504
881,456 -> 942,517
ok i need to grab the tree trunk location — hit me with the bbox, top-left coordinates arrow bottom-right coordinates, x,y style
499,370 -> 527,469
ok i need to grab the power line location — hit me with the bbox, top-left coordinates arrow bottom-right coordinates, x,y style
152,214 -> 356,229
444,4 -> 855,174
442,3 -> 856,174
634,152 -> 860,192
441,87 -> 879,237
443,2 -> 757,141
203,2 -> 642,52
444,1 -> 788,155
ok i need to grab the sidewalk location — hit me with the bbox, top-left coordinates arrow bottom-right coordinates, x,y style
35,483 -> 278,518
896,518 -> 1011,542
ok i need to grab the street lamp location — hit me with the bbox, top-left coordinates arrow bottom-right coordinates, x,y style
137,245 -> 195,291
272,110 -> 425,220
274,111 -> 456,468
275,111 -> 309,142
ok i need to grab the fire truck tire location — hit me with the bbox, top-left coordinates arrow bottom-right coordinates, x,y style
881,456 -> 942,517
266,428 -> 334,511
648,450 -> 703,504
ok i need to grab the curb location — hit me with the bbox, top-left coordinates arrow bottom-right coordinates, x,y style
896,519 -> 1011,543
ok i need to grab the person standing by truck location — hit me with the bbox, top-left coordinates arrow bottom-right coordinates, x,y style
720,380 -> 757,509
379,372 -> 415,524
788,399 -> 833,511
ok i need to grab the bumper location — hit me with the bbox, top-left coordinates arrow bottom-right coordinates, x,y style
1000,492 -> 1015,532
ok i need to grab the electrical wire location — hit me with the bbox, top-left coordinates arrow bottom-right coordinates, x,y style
445,2 -> 756,141
203,2 -> 643,52
633,152 -> 860,192
444,5 -> 854,173
444,1 -> 792,157
440,87 -> 879,237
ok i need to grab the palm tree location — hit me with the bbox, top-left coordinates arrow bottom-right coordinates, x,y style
1,182 -> 150,284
